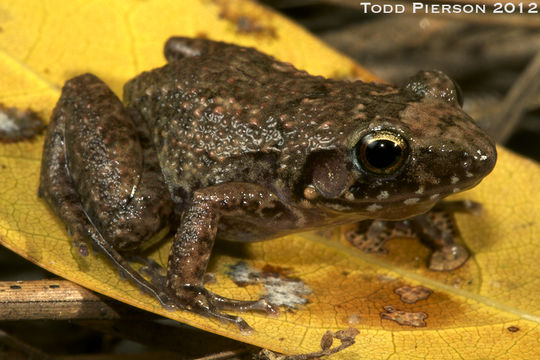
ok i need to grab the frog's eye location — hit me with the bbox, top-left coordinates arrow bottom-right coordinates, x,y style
353,131 -> 409,175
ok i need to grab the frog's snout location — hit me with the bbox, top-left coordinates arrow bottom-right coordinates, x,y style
469,140 -> 497,180
434,132 -> 497,193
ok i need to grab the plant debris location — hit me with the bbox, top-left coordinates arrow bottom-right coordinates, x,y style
380,306 -> 428,327
394,285 -> 433,304
227,261 -> 311,308
0,104 -> 45,142
256,327 -> 359,360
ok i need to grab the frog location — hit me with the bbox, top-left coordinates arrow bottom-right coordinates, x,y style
38,37 -> 497,332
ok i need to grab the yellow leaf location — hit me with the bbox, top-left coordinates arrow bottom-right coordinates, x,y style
0,0 -> 538,359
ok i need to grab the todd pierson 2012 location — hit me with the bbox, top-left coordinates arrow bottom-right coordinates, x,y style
358,2 -> 489,14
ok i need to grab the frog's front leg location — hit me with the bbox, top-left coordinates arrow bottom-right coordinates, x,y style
167,183 -> 280,331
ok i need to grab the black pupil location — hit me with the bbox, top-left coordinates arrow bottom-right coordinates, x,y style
365,139 -> 402,169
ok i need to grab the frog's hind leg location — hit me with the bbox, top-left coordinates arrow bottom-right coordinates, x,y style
128,255 -> 168,290
39,73 -> 173,307
347,202 -> 475,271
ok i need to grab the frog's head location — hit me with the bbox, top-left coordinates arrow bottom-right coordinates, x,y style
302,70 -> 497,220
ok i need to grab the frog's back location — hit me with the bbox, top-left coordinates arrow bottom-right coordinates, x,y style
123,43 -> 366,203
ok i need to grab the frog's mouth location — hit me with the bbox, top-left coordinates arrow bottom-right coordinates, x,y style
319,197 -> 439,221
362,198 -> 438,220
318,174 -> 487,221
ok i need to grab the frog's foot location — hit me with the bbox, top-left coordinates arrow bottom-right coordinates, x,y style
172,285 -> 278,333
68,228 -> 175,309
416,203 -> 473,271
90,239 -> 176,309
429,244 -> 469,271
128,255 -> 169,292
410,209 -> 470,271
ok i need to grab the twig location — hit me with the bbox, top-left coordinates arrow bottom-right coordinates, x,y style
0,280 -> 255,358
194,350 -> 250,360
0,280 -> 150,321
487,51 -> 540,143
256,328 -> 359,360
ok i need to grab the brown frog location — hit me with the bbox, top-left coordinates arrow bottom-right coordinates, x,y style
38,37 -> 496,331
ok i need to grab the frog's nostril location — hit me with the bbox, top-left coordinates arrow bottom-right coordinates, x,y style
475,141 -> 497,175
460,143 -> 496,184
438,138 -> 496,191
481,148 -> 497,175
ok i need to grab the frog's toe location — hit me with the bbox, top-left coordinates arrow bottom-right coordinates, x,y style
128,256 -> 168,288
187,285 -> 278,314
77,242 -> 90,257
70,233 -> 90,257
210,292 -> 279,315
429,244 -> 469,271
213,311 -> 254,335
174,285 -> 279,331
191,297 -> 254,334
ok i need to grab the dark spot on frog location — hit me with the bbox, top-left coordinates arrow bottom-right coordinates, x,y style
49,284 -> 60,289
0,103 -> 45,143
507,326 -> 520,332
304,83 -> 331,99
10,285 -> 21,290
39,37 -> 496,330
